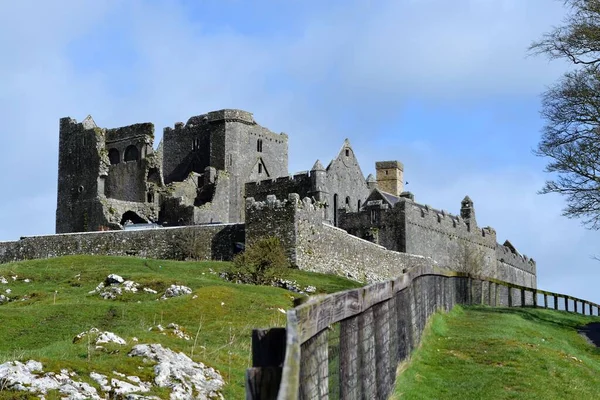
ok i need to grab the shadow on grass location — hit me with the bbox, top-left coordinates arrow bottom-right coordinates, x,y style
466,305 -> 600,334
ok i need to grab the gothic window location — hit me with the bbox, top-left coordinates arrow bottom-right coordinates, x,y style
371,209 -> 379,224
345,149 -> 349,157
257,139 -> 263,152
147,192 -> 154,203
258,163 -> 263,174
124,145 -> 139,162
345,196 -> 350,207
108,148 -> 120,165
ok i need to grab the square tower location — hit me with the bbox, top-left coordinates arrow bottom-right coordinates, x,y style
375,161 -> 404,196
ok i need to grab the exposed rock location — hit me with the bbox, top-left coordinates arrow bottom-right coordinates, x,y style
129,343 -> 224,399
0,294 -> 10,304
0,360 -> 102,399
73,328 -> 126,346
106,274 -> 124,284
161,285 -> 192,299
0,276 -> 7,284
143,287 -> 158,294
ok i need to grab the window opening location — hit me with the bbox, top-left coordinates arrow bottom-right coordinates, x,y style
108,148 -> 120,165
124,145 -> 139,162
258,163 -> 263,174
257,139 -> 263,152
345,149 -> 349,157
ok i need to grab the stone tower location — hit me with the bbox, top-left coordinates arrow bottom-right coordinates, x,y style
460,195 -> 477,230
309,160 -> 328,203
375,161 -> 404,196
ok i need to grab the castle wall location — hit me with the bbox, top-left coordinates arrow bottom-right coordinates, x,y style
245,194 -> 435,283
403,201 -> 498,279
56,118 -> 108,233
0,224 -> 244,265
162,119 -> 214,184
104,123 -> 155,203
224,112 -> 288,223
245,172 -> 313,202
339,197 -> 536,288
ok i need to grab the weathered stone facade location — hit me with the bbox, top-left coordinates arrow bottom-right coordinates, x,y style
0,224 -> 244,264
339,190 -> 536,287
53,108 -> 537,288
56,110 -> 288,233
245,194 -> 434,282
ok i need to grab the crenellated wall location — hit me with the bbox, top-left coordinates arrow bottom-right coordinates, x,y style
245,172 -> 314,203
245,194 -> 435,283
339,197 -> 536,288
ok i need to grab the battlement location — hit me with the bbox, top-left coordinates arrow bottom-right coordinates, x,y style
246,193 -> 322,212
409,202 -> 495,240
250,171 -> 312,185
106,123 -> 154,143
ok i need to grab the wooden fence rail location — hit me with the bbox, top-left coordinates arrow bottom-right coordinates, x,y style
246,265 -> 600,400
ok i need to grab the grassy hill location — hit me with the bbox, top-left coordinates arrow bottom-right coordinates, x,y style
393,305 -> 600,399
0,255 -> 362,399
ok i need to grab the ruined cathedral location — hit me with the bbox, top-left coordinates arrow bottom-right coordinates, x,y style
56,109 -> 536,287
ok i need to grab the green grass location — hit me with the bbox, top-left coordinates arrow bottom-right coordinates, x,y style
393,306 -> 600,400
0,255 -> 362,399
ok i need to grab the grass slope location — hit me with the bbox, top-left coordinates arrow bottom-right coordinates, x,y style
0,255 -> 362,399
393,306 -> 600,400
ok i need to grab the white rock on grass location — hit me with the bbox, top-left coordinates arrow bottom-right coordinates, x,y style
143,287 -> 158,294
0,294 -> 10,304
111,378 -> 152,395
106,274 -> 124,284
161,285 -> 192,300
0,360 -> 102,399
129,343 -> 225,399
73,328 -> 126,346
0,276 -> 7,284
96,331 -> 127,345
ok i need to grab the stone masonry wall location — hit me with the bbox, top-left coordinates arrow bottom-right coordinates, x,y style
245,194 -> 435,283
0,224 -> 244,265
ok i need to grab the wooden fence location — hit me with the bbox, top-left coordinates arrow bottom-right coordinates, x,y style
245,265 -> 600,400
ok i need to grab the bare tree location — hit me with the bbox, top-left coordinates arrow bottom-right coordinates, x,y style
530,0 -> 600,229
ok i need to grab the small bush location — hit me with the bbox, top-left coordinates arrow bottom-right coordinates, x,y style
223,237 -> 290,285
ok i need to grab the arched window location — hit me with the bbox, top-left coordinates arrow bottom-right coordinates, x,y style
124,145 -> 139,162
345,196 -> 350,206
358,200 -> 362,211
108,148 -> 120,165
257,139 -> 263,152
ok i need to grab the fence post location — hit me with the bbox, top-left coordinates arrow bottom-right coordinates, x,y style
533,290 -> 537,308
508,286 -> 512,307
358,308 -> 377,399
339,316 -> 360,399
299,329 -> 329,400
589,303 -> 593,316
566,297 -> 570,312
374,300 -> 392,399
554,295 -> 558,310
543,294 -> 548,309
246,328 -> 287,400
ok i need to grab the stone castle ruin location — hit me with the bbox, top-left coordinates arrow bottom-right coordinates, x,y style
4,108 -> 536,287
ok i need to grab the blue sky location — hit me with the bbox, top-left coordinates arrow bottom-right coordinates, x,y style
1,0 -> 599,302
